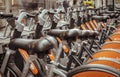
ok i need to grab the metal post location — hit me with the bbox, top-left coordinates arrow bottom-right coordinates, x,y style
95,0 -> 102,8
106,0 -> 114,11
5,0 -> 12,13
106,0 -> 107,6
18,0 -> 23,9
113,0 -> 114,11
44,0 -> 46,9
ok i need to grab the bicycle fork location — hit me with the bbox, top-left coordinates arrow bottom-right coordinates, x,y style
0,48 -> 16,73
18,48 -> 39,76
48,43 -> 67,77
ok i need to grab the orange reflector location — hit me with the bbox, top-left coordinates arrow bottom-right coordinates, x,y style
48,50 -> 55,61
85,22 -> 93,31
30,62 -> 38,75
56,37 -> 62,43
101,22 -> 106,27
18,48 -> 38,75
93,20 -> 98,28
80,24 -> 86,30
56,37 -> 69,53
63,45 -> 69,53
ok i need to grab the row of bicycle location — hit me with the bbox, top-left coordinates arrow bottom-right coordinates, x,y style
0,6 -> 120,77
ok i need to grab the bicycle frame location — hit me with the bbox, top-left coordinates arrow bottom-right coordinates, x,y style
0,48 -> 21,76
48,43 -> 67,77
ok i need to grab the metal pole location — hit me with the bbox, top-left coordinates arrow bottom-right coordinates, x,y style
5,0 -> 12,13
44,0 -> 46,9
113,0 -> 114,11
106,0 -> 107,6
102,0 -> 103,9
18,0 -> 23,9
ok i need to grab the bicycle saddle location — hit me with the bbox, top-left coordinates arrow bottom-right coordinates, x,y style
9,36 -> 58,53
0,13 -> 13,18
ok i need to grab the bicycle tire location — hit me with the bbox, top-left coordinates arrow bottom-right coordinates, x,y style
13,51 -> 47,77
4,63 -> 21,77
26,58 -> 47,77
67,64 -> 120,77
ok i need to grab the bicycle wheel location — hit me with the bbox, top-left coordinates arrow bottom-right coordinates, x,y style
101,41 -> 120,50
106,32 -> 120,42
23,58 -> 47,77
67,64 -> 120,77
35,58 -> 47,77
86,49 -> 120,61
87,58 -> 120,70
4,63 -> 21,77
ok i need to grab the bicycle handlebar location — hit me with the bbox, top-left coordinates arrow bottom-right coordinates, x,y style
47,29 -> 99,38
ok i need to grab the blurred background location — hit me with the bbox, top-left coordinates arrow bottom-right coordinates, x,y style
0,0 -> 120,27
0,0 -> 120,13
